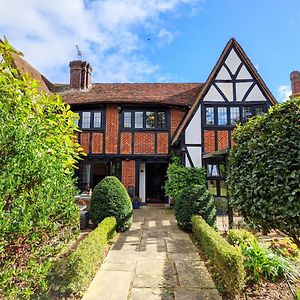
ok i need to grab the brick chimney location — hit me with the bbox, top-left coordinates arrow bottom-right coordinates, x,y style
290,71 -> 300,96
69,60 -> 92,90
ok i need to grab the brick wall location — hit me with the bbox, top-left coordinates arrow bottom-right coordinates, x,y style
121,160 -> 135,191
171,109 -> 185,136
120,132 -> 132,154
134,132 -> 155,154
105,105 -> 118,154
80,132 -> 90,154
157,132 -> 169,154
91,132 -> 103,154
204,130 -> 215,153
217,131 -> 228,150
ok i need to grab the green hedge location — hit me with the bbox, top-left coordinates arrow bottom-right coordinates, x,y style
192,216 -> 245,297
51,217 -> 117,296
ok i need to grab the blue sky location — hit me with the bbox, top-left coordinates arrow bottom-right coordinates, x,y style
1,0 -> 299,101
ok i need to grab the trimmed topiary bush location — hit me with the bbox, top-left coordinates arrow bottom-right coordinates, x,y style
192,215 -> 245,297
90,176 -> 133,231
175,184 -> 216,230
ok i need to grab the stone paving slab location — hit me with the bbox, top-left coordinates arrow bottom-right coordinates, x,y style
81,207 -> 221,300
81,270 -> 132,300
175,260 -> 216,289
175,287 -> 222,300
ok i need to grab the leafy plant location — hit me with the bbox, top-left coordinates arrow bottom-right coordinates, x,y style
132,196 -> 141,202
0,38 -> 82,298
175,184 -> 216,230
90,176 -> 133,231
227,229 -> 257,247
228,97 -> 300,247
240,240 -> 294,283
164,156 -> 206,201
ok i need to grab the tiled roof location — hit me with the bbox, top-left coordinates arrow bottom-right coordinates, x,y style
11,53 -> 54,93
60,83 -> 204,107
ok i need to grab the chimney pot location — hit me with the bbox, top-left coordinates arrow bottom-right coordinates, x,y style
69,60 -> 92,90
290,71 -> 300,96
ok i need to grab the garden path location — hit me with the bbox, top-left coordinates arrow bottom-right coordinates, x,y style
82,206 -> 221,300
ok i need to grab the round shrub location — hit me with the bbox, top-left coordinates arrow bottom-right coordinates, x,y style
175,184 -> 216,230
227,229 -> 257,246
90,176 -> 133,231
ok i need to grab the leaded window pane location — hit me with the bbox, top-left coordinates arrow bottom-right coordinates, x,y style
207,164 -> 219,177
242,107 -> 253,121
124,112 -> 132,128
255,106 -> 264,115
157,112 -> 166,128
230,107 -> 240,125
82,112 -> 91,129
220,180 -> 227,196
218,107 -> 227,125
206,107 -> 214,125
135,112 -> 143,128
146,111 -> 155,128
93,112 -> 102,128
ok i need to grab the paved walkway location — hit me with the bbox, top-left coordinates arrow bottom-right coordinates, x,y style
82,207 -> 221,300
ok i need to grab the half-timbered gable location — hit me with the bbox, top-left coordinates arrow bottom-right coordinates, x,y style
172,38 -> 276,170
172,38 -> 277,197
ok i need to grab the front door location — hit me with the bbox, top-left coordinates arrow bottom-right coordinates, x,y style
145,163 -> 168,203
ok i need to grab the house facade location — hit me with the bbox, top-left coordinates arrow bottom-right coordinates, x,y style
13,38 -> 277,203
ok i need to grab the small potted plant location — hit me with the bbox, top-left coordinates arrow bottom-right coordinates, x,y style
132,196 -> 141,209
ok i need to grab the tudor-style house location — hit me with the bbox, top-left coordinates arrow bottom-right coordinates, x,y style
12,38 -> 277,203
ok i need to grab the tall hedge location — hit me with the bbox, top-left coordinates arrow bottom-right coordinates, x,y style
90,176 -> 133,231
164,156 -> 206,201
0,39 -> 82,298
175,184 -> 216,230
228,97 -> 300,247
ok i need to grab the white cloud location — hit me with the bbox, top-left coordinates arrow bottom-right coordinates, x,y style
277,85 -> 292,102
158,28 -> 175,44
0,0 -> 200,83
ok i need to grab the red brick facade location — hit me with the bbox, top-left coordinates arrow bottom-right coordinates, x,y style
157,132 -> 169,154
105,105 -> 118,154
91,132 -> 103,154
217,131 -> 228,151
121,160 -> 135,191
134,132 -> 155,154
171,109 -> 185,136
120,132 -> 132,154
80,132 -> 90,154
204,130 -> 215,153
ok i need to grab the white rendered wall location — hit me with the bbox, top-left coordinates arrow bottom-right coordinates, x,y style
185,105 -> 201,144
139,163 -> 146,203
186,146 -> 202,167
